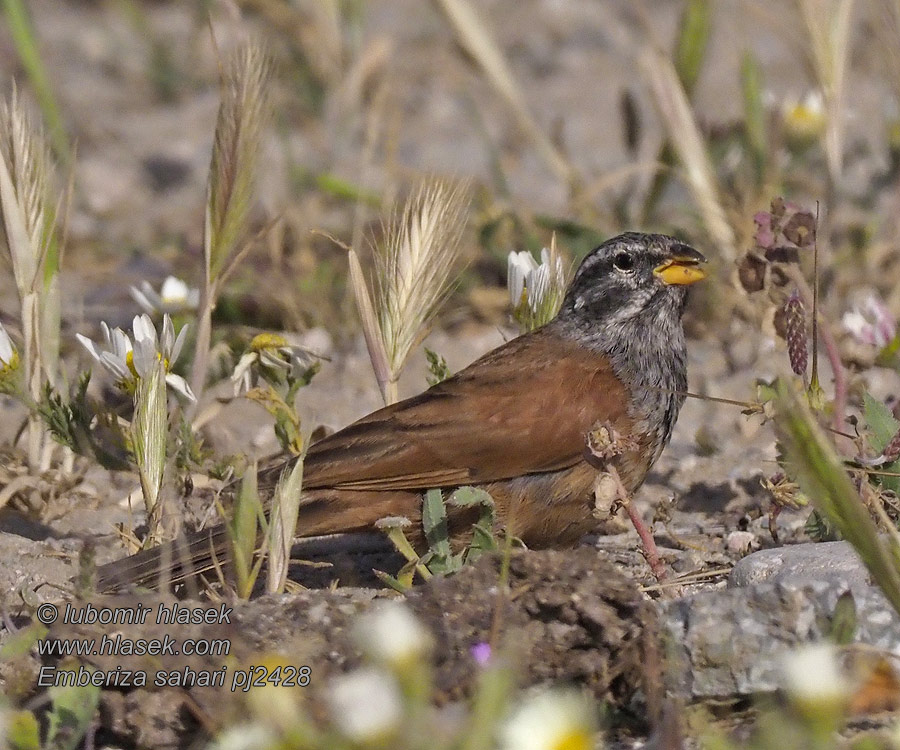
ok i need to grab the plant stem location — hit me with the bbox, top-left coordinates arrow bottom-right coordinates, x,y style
786,268 -> 847,435
189,289 -> 214,412
384,376 -> 399,406
610,466 -> 668,584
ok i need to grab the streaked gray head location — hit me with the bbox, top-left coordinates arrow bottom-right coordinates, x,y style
559,232 -> 706,330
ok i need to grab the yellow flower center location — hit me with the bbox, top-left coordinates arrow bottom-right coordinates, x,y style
784,104 -> 825,141
1,349 -> 20,374
552,730 -> 592,750
250,333 -> 288,352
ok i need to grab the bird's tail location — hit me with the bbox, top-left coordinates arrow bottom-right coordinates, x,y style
95,489 -> 422,592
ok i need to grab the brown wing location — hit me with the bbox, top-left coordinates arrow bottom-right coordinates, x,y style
302,327 -> 632,491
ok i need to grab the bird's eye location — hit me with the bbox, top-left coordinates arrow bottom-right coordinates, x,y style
613,252 -> 634,272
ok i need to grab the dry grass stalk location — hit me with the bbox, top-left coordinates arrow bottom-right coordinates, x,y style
639,47 -> 736,260
191,42 -> 272,401
266,455 -> 305,594
349,179 -> 469,405
132,359 -> 167,544
432,0 -> 577,190
205,43 -> 272,283
377,179 -> 470,404
796,0 -> 854,183
0,87 -> 58,471
348,246 -> 391,394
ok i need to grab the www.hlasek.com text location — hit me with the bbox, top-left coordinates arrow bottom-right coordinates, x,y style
38,632 -> 230,658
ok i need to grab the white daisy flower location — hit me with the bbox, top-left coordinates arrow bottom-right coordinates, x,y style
355,601 -> 432,669
783,90 -> 826,145
781,642 -> 848,707
208,724 -> 278,750
130,275 -> 199,315
0,322 -> 18,371
508,250 -> 539,308
231,333 -> 317,395
507,247 -> 567,331
77,321 -> 134,384
77,314 -> 194,401
500,688 -> 597,750
328,667 -> 402,745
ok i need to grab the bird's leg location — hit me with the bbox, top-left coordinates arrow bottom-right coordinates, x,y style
607,466 -> 668,584
586,422 -> 669,583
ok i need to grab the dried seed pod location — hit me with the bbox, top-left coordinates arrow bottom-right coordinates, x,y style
885,428 -> 900,463
783,211 -> 816,247
738,252 -> 767,292
783,292 -> 808,376
586,421 -> 638,461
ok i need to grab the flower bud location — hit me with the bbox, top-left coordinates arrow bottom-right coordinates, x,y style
783,292 -> 808,376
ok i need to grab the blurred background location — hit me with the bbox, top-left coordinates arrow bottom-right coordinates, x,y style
3,0 -> 898,333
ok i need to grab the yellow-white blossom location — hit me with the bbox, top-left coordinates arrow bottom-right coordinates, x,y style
783,90 -> 826,146
355,601 -> 432,669
77,314 -> 194,401
208,724 -> 278,750
500,688 -> 597,750
231,333 -> 316,395
781,642 -> 848,706
130,275 -> 199,315
76,321 -> 134,385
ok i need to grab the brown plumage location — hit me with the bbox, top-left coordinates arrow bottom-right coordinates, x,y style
97,232 -> 706,591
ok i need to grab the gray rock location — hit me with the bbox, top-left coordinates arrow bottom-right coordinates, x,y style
660,578 -> 900,700
728,541 -> 872,594
0,532 -> 77,610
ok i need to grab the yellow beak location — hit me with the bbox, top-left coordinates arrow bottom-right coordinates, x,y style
653,256 -> 707,286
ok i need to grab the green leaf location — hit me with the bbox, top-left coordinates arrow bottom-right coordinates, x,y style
6,710 -> 41,750
828,590 -> 857,645
425,348 -> 451,386
863,393 -> 900,493
864,392 -> 900,452
449,486 -> 494,509
674,0 -> 712,96
0,621 -> 46,660
230,461 -> 261,597
740,51 -> 766,184
374,559 -> 419,592
373,570 -> 408,592
465,524 -> 498,565
423,488 -> 451,560
46,680 -> 100,750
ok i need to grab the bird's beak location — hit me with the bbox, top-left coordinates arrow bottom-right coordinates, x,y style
654,246 -> 707,286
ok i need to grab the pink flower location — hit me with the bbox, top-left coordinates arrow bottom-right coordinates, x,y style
470,642 -> 492,666
842,295 -> 897,349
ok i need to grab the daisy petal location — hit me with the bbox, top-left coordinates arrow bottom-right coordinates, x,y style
170,321 -> 189,364
76,333 -> 104,363
165,373 -> 196,402
130,282 -> 160,315
99,351 -> 131,381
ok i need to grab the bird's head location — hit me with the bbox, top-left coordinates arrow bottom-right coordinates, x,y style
560,232 -> 707,329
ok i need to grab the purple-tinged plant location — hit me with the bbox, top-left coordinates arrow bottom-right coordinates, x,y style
842,294 -> 897,350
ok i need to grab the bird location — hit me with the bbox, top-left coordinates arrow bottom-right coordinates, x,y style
96,232 -> 706,591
